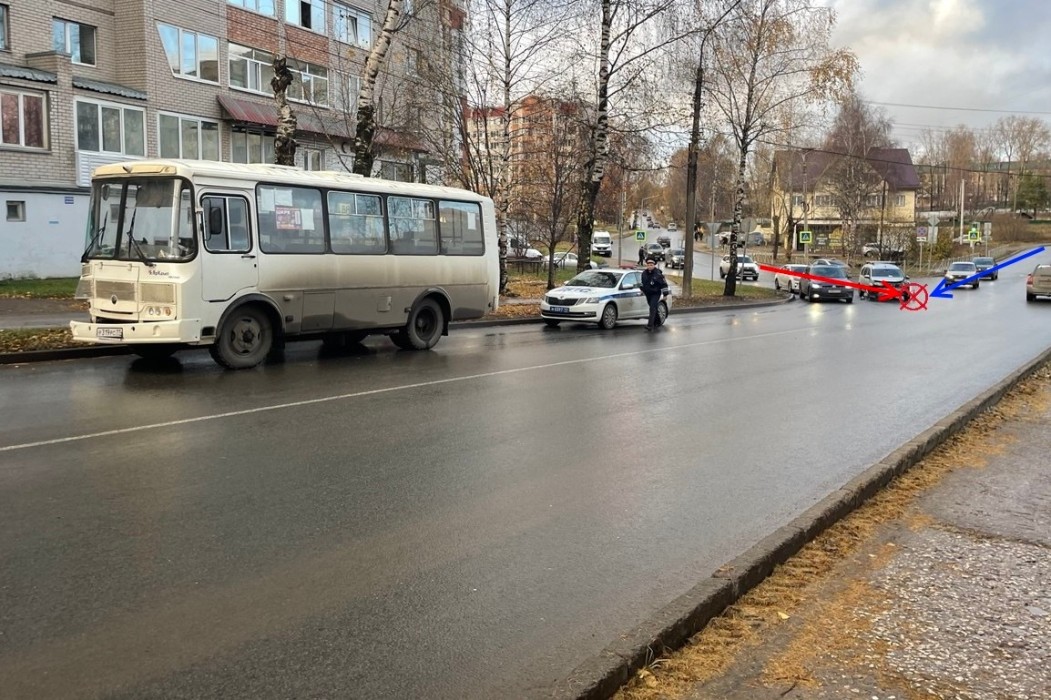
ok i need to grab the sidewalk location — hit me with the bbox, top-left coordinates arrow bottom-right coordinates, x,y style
0,298 -> 86,330
615,363 -> 1051,700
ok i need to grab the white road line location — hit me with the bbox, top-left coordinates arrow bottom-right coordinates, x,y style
1,328 -> 806,453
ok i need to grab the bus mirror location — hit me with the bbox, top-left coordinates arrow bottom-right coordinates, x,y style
207,207 -> 224,238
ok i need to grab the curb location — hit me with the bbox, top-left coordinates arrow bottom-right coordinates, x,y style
551,345 -> 1051,700
0,297 -> 789,365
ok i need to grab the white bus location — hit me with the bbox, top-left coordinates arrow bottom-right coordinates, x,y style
70,160 -> 499,368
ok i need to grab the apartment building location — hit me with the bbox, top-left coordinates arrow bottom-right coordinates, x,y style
0,0 -> 460,278
770,147 -> 920,252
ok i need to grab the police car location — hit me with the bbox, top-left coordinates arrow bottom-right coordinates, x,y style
540,269 -> 671,329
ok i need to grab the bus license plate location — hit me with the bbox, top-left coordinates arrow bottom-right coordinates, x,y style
551,306 -> 570,313
97,327 -> 123,339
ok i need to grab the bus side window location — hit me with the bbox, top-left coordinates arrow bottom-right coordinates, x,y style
227,199 -> 250,252
203,196 -> 251,253
203,197 -> 228,252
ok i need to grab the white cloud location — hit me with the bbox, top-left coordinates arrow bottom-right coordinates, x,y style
820,0 -> 1051,149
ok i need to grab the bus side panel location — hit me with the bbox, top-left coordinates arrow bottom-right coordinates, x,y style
256,252 -> 337,335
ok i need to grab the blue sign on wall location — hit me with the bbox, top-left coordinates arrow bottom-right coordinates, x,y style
64,196 -> 74,205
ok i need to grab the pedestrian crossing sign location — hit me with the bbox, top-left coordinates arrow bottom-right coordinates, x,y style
799,230 -> 813,244
635,230 -> 646,241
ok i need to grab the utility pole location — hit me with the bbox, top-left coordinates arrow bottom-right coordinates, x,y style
958,178 -> 965,243
801,150 -> 809,260
617,186 -> 625,268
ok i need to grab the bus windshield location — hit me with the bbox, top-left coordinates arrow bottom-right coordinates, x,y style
85,178 -> 196,262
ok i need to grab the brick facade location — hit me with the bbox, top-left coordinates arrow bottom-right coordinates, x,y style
0,0 -> 463,277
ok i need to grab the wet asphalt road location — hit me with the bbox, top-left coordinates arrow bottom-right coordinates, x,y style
2,254 -> 1051,699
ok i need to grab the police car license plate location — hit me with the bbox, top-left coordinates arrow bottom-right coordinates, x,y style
551,306 -> 570,313
97,327 -> 123,339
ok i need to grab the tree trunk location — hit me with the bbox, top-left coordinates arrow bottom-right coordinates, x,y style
271,56 -> 297,166
723,142 -> 750,297
353,0 -> 403,177
683,50 -> 705,298
575,0 -> 612,274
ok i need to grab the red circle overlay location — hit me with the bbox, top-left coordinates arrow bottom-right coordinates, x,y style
900,283 -> 929,311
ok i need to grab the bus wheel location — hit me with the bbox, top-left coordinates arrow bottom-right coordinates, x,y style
210,305 -> 272,369
133,344 -> 178,361
393,298 -> 444,350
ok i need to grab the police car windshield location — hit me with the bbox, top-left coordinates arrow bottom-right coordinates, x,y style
568,271 -> 619,288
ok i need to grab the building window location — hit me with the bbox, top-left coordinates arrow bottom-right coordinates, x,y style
52,18 -> 96,65
0,89 -> 47,149
792,194 -> 804,208
380,161 -> 412,182
0,5 -> 9,51
815,194 -> 831,207
895,193 -> 906,207
157,23 -> 219,83
287,59 -> 328,106
406,48 -> 420,76
227,0 -> 275,16
75,99 -> 145,156
301,148 -> 323,170
231,130 -> 274,164
334,3 -> 371,48
286,0 -> 326,33
866,194 -> 884,207
6,200 -> 25,222
347,76 -> 360,115
229,43 -> 274,94
159,114 -> 220,160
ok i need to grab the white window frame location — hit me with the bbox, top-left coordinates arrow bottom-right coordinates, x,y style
0,88 -> 48,149
228,42 -> 274,95
287,59 -> 329,106
347,75 -> 360,116
895,193 -> 906,207
227,0 -> 275,16
157,22 -> 220,84
158,112 -> 221,160
0,5 -> 9,51
286,0 -> 326,33
300,148 -> 323,171
75,98 -> 145,157
52,18 -> 96,65
6,200 -> 25,222
334,3 -> 371,48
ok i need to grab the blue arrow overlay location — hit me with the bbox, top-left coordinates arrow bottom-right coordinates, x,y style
931,246 -> 1046,299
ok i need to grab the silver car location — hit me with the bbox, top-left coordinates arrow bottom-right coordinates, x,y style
944,261 -> 979,289
540,269 -> 671,329
858,263 -> 908,301
773,263 -> 808,294
1026,264 -> 1051,302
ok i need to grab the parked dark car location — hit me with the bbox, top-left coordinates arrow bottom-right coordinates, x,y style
972,256 -> 998,280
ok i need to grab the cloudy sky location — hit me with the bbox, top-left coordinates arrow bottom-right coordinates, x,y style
822,0 -> 1051,149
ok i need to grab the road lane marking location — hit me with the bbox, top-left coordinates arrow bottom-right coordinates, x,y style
1,328 -> 807,453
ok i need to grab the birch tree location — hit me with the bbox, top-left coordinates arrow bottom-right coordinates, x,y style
571,0 -> 684,273
271,56 -> 298,165
707,0 -> 856,296
352,0 -> 405,176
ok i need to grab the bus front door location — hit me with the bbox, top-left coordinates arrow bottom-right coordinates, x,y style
201,195 -> 258,301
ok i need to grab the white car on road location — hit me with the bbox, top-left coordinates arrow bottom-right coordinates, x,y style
540,269 -> 670,329
773,263 -> 808,293
719,255 -> 760,281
